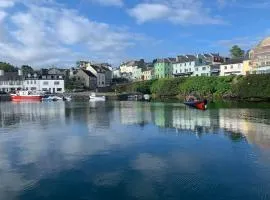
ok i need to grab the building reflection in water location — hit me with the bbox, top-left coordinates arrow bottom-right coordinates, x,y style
116,102 -> 270,147
117,101 -> 152,125
0,101 -> 66,127
219,108 -> 270,148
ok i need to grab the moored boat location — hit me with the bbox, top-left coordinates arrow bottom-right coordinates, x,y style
42,95 -> 62,102
184,100 -> 207,110
89,93 -> 106,101
10,90 -> 44,102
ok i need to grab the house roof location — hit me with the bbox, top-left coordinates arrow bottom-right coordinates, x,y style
0,72 -> 22,81
82,69 -> 96,77
222,58 -> 244,65
176,55 -> 197,63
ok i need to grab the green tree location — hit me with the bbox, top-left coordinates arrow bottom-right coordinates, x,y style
0,62 -> 17,72
230,45 -> 245,58
21,65 -> 34,75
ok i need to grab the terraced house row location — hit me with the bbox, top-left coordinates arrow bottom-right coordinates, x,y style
113,36 -> 270,82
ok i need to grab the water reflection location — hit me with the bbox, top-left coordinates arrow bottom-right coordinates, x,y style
0,101 -> 270,200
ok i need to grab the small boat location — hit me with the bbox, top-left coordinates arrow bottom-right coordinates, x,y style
10,90 -> 44,102
143,94 -> 151,101
63,96 -> 72,101
42,95 -> 62,102
89,93 -> 106,101
184,96 -> 208,110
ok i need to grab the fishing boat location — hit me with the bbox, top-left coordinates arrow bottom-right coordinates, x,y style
10,90 -> 44,102
89,93 -> 106,101
184,96 -> 208,110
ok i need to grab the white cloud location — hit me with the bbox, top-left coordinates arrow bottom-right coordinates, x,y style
129,0 -> 225,25
0,0 -> 15,8
0,0 -> 144,66
90,0 -> 123,6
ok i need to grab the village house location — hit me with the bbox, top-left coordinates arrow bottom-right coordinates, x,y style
220,58 -> 244,76
142,67 -> 154,81
193,64 -> 220,76
0,70 -> 23,92
23,71 -> 65,93
119,59 -> 145,74
173,55 -> 199,77
154,58 -> 176,79
249,37 -> 270,74
72,69 -> 97,90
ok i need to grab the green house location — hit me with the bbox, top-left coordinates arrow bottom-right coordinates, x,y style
154,58 -> 175,79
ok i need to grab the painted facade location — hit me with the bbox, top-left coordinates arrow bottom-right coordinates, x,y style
242,60 -> 253,75
250,37 -> 270,69
142,68 -> 154,80
193,65 -> 220,76
0,70 -> 23,92
220,59 -> 244,76
154,58 -> 174,79
132,67 -> 142,81
24,74 -> 65,93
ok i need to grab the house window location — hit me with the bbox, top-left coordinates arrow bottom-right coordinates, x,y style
224,66 -> 227,69
43,81 -> 49,85
202,67 -> 206,71
27,80 -> 29,84
57,88 -> 62,92
195,68 -> 198,71
231,65 -> 233,69
34,80 -> 36,84
30,80 -> 33,84
54,81 -> 60,85
31,87 -> 36,90
42,88 -> 47,91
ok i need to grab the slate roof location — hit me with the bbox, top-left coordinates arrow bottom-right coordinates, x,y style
222,58 -> 244,65
82,69 -> 96,77
0,72 -> 22,81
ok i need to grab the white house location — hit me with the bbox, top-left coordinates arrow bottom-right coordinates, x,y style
173,55 -> 197,77
112,68 -> 121,78
0,70 -> 23,92
220,59 -> 244,76
193,64 -> 220,76
24,73 -> 65,93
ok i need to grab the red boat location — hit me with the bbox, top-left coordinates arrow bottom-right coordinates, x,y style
10,91 -> 44,102
184,100 -> 208,110
184,95 -> 208,110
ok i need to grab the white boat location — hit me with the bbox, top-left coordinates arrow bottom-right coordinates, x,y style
42,95 -> 62,102
143,94 -> 151,101
89,93 -> 106,101
63,96 -> 72,101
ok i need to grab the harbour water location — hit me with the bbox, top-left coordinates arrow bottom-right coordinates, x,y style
0,101 -> 270,200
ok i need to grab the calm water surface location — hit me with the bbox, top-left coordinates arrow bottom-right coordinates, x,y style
1,101 -> 270,200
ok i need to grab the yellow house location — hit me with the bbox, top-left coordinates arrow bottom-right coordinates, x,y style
242,59 -> 253,75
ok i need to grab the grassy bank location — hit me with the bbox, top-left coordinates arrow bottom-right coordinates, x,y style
114,75 -> 270,101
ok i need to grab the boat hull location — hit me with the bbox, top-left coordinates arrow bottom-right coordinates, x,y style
184,101 -> 207,110
89,96 -> 106,101
11,95 -> 43,102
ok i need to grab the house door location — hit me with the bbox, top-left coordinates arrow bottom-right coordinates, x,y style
53,88 -> 55,93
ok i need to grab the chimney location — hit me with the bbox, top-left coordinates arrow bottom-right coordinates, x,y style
18,69 -> 23,76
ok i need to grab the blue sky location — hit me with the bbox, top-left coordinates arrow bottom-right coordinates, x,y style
0,0 -> 269,67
